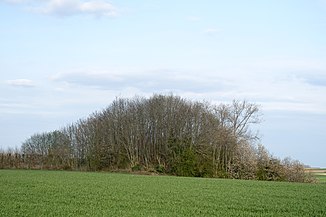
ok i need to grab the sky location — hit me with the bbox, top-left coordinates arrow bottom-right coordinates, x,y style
1,0 -> 326,167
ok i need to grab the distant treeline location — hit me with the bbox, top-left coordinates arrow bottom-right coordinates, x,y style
0,94 -> 314,182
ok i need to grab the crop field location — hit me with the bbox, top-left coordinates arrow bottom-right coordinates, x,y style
306,168 -> 326,183
315,175 -> 326,183
314,173 -> 326,184
0,170 -> 325,216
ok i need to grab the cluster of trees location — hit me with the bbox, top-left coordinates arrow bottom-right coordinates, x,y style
0,94 -> 313,182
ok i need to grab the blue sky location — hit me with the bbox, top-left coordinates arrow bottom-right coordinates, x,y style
1,0 -> 326,167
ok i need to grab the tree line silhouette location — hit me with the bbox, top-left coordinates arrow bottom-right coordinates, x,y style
0,94 -> 313,182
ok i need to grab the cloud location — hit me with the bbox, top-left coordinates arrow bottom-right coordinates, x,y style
6,79 -> 35,87
297,73 -> 326,87
47,56 -> 326,115
204,28 -> 222,35
3,0 -> 118,17
3,0 -> 28,3
51,69 -> 232,93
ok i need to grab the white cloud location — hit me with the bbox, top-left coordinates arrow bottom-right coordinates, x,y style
3,0 -> 25,3
6,79 -> 35,87
3,0 -> 31,3
204,28 -> 222,35
79,1 -> 116,16
46,56 -> 326,115
3,0 -> 118,17
50,69 -> 231,94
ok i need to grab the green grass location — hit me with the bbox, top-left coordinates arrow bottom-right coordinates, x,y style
315,174 -> 326,183
0,170 -> 325,216
306,168 -> 326,183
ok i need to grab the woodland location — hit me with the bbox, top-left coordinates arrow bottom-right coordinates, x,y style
0,94 -> 312,182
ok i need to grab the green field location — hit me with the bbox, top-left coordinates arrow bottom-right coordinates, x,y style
306,168 -> 326,183
0,170 -> 325,216
316,175 -> 326,183
314,173 -> 326,183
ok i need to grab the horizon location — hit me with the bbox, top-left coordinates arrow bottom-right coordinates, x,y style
1,0 -> 325,167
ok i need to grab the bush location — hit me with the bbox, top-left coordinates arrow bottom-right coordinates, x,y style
171,148 -> 197,177
131,164 -> 142,172
155,164 -> 165,173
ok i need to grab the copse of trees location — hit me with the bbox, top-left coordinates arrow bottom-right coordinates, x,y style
0,94 -> 314,182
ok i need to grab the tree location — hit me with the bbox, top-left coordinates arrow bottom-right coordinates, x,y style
14,94 -> 311,182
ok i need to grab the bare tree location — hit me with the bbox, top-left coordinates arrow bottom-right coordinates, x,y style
14,94 -> 310,182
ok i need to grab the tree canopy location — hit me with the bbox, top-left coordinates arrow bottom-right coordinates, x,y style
0,94 -> 313,182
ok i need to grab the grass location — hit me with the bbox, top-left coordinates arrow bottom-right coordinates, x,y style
306,168 -> 326,183
0,170 -> 325,216
315,175 -> 326,183
313,173 -> 326,184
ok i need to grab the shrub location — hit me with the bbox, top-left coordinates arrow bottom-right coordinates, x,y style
131,164 -> 142,172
